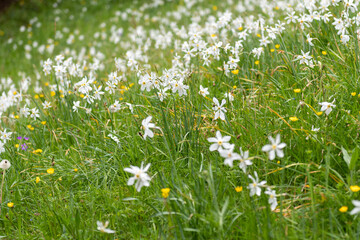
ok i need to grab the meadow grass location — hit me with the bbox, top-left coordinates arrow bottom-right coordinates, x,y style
0,0 -> 360,239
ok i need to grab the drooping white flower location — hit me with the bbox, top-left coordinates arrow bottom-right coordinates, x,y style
212,97 -> 227,121
350,200 -> 360,215
72,101 -> 80,112
207,130 -> 231,152
141,116 -> 158,140
238,148 -> 252,173
124,162 -> 151,192
96,221 -> 116,234
265,188 -> 278,211
108,133 -> 120,146
261,134 -> 286,160
248,171 -> 267,197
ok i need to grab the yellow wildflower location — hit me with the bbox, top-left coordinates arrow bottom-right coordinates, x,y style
350,185 -> 360,192
161,188 -> 170,198
231,69 -> 239,75
339,206 -> 348,213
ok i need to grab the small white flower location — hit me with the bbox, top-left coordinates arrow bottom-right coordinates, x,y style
199,85 -> 209,97
265,188 -> 278,211
97,221 -> 115,234
238,148 -> 252,173
207,131 -> 231,152
319,100 -> 336,115
72,101 -> 80,112
350,200 -> 360,215
0,129 -> 12,143
124,162 -> 151,192
248,171 -> 266,197
42,101 -> 52,109
219,144 -> 240,168
212,97 -> 227,121
261,134 -> 286,160
141,116 -> 158,140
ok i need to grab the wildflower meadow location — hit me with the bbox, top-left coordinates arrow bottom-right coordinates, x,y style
1,0 -> 360,238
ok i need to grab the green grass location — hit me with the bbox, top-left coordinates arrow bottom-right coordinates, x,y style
0,0 -> 360,239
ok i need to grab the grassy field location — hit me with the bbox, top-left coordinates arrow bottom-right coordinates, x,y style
0,0 -> 360,239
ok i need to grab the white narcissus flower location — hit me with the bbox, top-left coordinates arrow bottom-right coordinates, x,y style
124,162 -> 151,192
350,200 -> 360,215
141,116 -> 158,140
248,171 -> 266,197
265,188 -> 278,211
296,50 -> 312,65
0,160 -> 11,170
97,221 -> 116,233
212,97 -> 227,121
238,148 -> 252,173
207,130 -> 231,152
319,100 -> 336,115
261,134 -> 286,160
199,85 -> 209,97
219,144 -> 240,168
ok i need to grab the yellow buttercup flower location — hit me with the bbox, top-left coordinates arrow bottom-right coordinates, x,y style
255,60 -> 260,65
47,168 -> 55,174
36,177 -> 40,183
275,44 -> 280,49
351,92 -> 356,96
41,121 -> 46,125
50,91 -> 56,96
231,69 -> 239,75
161,188 -> 170,198
74,168 -> 78,172
350,185 -> 360,192
339,206 -> 348,213
7,202 -> 14,208
235,186 -> 243,192
294,89 -> 301,93
289,117 -> 299,121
